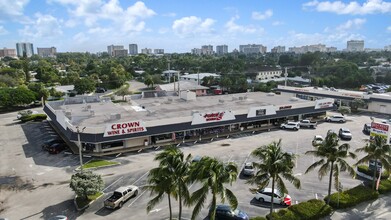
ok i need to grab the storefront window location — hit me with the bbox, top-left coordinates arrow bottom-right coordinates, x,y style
101,141 -> 123,149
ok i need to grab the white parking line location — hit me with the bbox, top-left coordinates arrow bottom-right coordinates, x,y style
128,190 -> 147,207
315,193 -> 318,199
237,152 -> 251,178
103,176 -> 124,192
133,171 -> 149,185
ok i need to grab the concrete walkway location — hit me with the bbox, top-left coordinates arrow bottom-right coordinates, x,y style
324,194 -> 391,220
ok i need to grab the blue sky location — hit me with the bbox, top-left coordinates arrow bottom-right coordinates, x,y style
0,0 -> 390,53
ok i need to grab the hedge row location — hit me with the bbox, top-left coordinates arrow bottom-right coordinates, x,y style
266,199 -> 332,220
378,179 -> 391,194
20,114 -> 47,122
357,165 -> 390,180
325,185 -> 379,209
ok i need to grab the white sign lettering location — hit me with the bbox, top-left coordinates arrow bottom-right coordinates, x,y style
314,98 -> 334,109
191,110 -> 235,125
247,105 -> 277,118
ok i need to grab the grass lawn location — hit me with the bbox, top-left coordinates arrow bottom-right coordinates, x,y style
82,159 -> 120,169
76,192 -> 103,208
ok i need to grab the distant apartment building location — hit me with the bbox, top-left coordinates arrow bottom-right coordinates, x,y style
37,47 -> 57,58
326,47 -> 337,52
113,49 -> 128,57
191,48 -> 202,55
271,46 -> 285,53
0,48 -> 16,58
141,48 -> 152,54
288,44 -> 335,53
347,40 -> 364,52
256,67 -> 283,81
385,45 -> 391,51
216,45 -> 228,55
154,49 -> 164,54
129,44 -> 138,55
201,45 -> 214,55
239,44 -> 267,54
16,42 -> 34,57
107,45 -> 124,56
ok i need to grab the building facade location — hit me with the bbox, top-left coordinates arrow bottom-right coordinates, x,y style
191,48 -> 202,55
113,49 -> 128,57
16,42 -> 34,57
141,48 -> 152,54
107,45 -> 124,56
216,45 -> 228,55
347,40 -> 364,52
271,46 -> 285,53
180,73 -> 220,85
154,49 -> 164,54
256,67 -> 283,80
129,44 -> 138,55
239,44 -> 267,54
0,48 -> 16,58
201,45 -> 214,55
37,47 -> 57,58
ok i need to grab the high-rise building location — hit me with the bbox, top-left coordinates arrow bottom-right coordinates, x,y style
113,49 -> 128,57
37,47 -> 57,58
239,44 -> 267,54
0,48 -> 17,57
154,49 -> 164,54
129,44 -> 138,55
271,46 -> 285,53
141,48 -> 152,54
216,45 -> 228,55
201,45 -> 214,55
385,45 -> 391,51
191,48 -> 202,55
107,45 -> 124,56
16,42 -> 34,57
347,40 -> 364,52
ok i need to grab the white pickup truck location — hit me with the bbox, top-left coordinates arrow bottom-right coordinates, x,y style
299,119 -> 317,129
280,122 -> 300,131
104,185 -> 139,209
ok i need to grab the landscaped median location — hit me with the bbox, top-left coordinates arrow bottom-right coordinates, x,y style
75,192 -> 103,210
250,199 -> 332,220
78,159 -> 120,170
325,184 -> 379,209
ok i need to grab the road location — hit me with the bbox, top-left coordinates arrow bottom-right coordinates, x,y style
0,110 -> 389,219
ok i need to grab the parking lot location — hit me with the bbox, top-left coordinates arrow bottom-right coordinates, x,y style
0,110 -> 383,219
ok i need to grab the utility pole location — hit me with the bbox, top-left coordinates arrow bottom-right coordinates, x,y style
284,67 -> 288,86
197,67 -> 201,85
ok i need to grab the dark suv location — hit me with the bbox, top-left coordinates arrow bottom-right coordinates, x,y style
210,205 -> 249,220
47,143 -> 68,154
42,138 -> 65,150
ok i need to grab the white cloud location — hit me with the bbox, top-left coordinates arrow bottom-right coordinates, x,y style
336,18 -> 366,31
303,0 -> 391,15
162,12 -> 176,17
0,0 -> 30,22
73,32 -> 89,43
225,16 -> 258,34
158,27 -> 169,34
19,13 -> 62,38
387,26 -> 391,32
272,21 -> 284,26
252,9 -> 273,20
172,16 -> 215,37
0,25 -> 8,35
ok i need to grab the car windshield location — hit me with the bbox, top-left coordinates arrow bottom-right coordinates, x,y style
244,165 -> 253,169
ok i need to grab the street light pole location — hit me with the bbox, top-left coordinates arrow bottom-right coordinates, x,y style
76,126 -> 86,171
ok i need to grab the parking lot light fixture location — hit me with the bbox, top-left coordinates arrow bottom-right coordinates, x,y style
76,126 -> 86,171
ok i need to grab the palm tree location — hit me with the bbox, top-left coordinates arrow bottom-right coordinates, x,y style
189,156 -> 238,220
145,166 -> 175,220
154,146 -> 192,220
247,139 -> 301,218
305,132 -> 356,204
355,135 -> 391,190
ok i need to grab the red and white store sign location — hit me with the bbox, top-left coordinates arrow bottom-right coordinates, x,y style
314,98 -> 334,109
191,110 -> 236,125
104,121 -> 147,137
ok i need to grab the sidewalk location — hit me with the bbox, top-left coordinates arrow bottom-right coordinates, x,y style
323,194 -> 391,220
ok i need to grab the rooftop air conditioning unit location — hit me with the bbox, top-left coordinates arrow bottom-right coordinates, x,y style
219,99 -> 225,103
232,96 -> 238,101
168,97 -> 173,102
267,93 -> 275,96
239,96 -> 244,100
191,110 -> 199,115
290,97 -> 299,101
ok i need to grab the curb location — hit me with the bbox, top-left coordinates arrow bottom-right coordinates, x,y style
74,193 -> 104,211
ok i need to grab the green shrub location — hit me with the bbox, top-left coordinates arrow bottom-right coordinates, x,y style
266,199 -> 332,220
378,179 -> 391,194
20,114 -> 47,122
112,100 -> 127,103
357,165 -> 389,180
250,217 -> 267,220
326,185 -> 378,209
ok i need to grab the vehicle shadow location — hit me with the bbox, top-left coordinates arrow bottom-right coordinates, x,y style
94,207 -> 116,217
20,199 -> 82,220
249,198 -> 287,209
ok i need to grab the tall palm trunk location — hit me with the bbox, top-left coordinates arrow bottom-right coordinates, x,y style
372,160 -> 378,190
178,186 -> 182,220
270,177 -> 275,219
327,161 -> 334,204
168,195 -> 172,220
210,194 -> 217,220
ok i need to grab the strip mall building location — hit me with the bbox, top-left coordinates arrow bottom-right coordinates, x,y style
44,91 -> 335,155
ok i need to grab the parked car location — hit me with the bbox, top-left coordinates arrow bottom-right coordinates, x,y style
42,138 -> 65,150
325,115 -> 346,123
312,135 -> 324,146
104,185 -> 139,209
254,188 -> 292,206
363,123 -> 371,135
48,215 -> 68,220
210,204 -> 249,220
339,128 -> 352,140
47,143 -> 68,154
95,87 -> 107,93
242,162 -> 255,176
299,119 -> 317,129
280,122 -> 300,131
369,159 -> 382,172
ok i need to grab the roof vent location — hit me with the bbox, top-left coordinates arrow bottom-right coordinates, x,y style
267,93 -> 275,96
219,99 -> 225,103
290,97 -> 299,101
